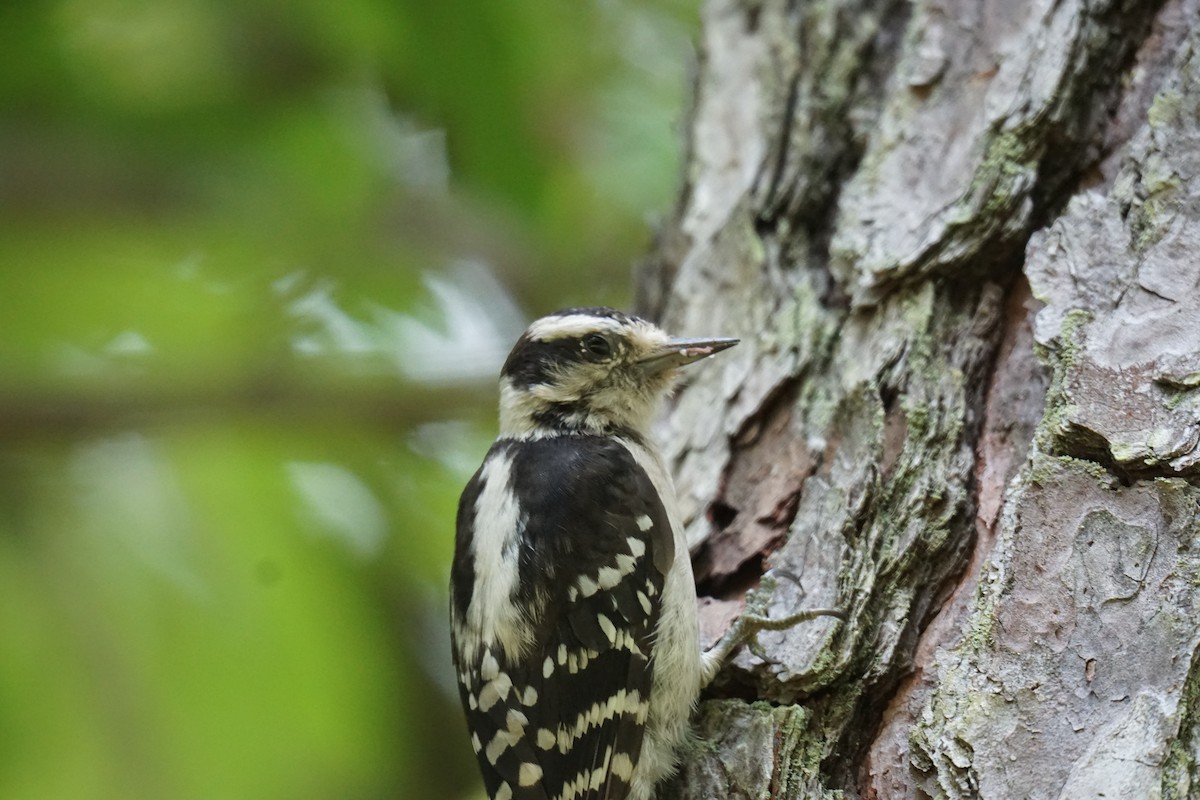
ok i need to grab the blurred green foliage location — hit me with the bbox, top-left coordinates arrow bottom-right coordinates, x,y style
0,1 -> 696,797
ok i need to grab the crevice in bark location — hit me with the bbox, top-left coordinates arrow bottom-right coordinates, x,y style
694,380 -> 811,589
755,70 -> 804,231
1046,429 -> 1171,485
1030,0 -> 1169,230
695,551 -> 768,605
754,0 -> 912,288
1054,447 -> 1200,487
860,274 -> 1049,797
832,505 -> 982,794
791,276 -> 1010,792
1045,0 -> 1167,205
1096,0 -> 1197,184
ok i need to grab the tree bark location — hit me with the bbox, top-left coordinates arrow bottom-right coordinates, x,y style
638,0 -> 1200,797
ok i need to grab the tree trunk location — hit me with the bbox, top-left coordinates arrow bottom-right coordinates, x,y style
638,0 -> 1200,797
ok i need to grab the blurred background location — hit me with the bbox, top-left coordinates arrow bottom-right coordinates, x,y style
0,1 -> 696,797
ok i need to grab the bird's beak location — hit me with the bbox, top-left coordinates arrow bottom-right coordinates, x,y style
638,337 -> 739,375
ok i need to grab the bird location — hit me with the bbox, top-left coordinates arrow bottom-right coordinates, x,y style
450,307 -> 842,800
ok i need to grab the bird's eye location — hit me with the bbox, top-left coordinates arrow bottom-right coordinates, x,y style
581,333 -> 613,360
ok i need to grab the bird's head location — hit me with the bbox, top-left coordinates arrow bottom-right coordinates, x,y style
497,307 -> 738,439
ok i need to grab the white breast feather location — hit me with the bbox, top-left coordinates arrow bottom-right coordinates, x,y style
463,451 -> 530,664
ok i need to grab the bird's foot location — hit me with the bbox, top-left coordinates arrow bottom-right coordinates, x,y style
699,570 -> 843,687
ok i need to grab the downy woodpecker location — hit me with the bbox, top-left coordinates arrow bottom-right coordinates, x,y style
450,307 -> 841,800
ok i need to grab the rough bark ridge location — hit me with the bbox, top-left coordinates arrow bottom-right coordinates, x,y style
638,0 -> 1200,797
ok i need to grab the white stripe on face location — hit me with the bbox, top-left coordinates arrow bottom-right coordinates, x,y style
526,314 -> 629,341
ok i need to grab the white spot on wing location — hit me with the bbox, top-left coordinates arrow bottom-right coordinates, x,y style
481,650 -> 500,680
486,728 -> 519,764
557,689 -> 646,747
519,762 -> 543,786
636,590 -> 652,615
478,672 -> 513,711
597,614 -> 617,644
505,708 -> 528,731
596,566 -> 621,590
636,514 -> 653,531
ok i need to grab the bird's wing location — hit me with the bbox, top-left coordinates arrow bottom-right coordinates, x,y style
453,435 -> 673,800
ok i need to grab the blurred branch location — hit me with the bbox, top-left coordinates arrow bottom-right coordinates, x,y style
0,379 -> 492,439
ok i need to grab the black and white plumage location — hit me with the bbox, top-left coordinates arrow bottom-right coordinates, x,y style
450,308 -> 735,800
450,307 -> 841,800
